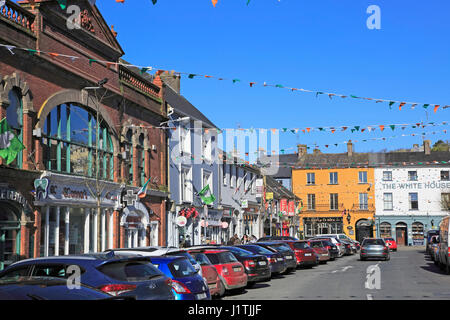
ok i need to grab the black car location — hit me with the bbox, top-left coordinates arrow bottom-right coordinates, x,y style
254,242 -> 297,273
236,244 -> 287,275
215,246 -> 271,286
314,239 -> 339,260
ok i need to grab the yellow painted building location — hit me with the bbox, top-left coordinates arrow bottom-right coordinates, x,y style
292,145 -> 376,241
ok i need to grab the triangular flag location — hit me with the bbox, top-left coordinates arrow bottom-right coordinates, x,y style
379,125 -> 385,131
212,0 -> 218,6
434,105 -> 440,113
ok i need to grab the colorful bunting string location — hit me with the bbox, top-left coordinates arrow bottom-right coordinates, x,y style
1,43 -> 447,113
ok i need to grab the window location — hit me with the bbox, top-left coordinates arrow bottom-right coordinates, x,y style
441,171 -> 450,181
6,89 -> 23,168
383,193 -> 393,210
0,266 -> 29,280
330,193 -> 339,210
32,265 -> 69,278
202,170 -> 212,190
359,193 -> 368,210
307,194 -> 316,210
230,165 -> 236,188
441,193 -> 450,210
179,126 -> 191,155
358,171 -> 368,183
181,167 -> 193,202
408,171 -> 418,181
307,173 -> 315,185
383,171 -> 392,181
202,131 -> 212,161
138,134 -> 146,187
329,172 -> 338,184
43,104 -> 114,180
223,162 -> 228,186
379,222 -> 392,238
409,192 -> 418,210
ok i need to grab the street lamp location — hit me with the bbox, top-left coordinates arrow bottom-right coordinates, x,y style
346,210 -> 352,224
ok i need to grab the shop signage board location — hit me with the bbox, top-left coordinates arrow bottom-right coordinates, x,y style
265,192 -> 273,200
280,199 -> 287,216
241,199 -> 248,209
303,217 -> 343,223
288,201 -> 295,216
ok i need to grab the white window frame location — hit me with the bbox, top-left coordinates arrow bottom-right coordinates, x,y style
383,171 -> 392,181
359,193 -> 368,210
231,165 -> 236,188
383,193 -> 393,210
179,125 -> 191,155
203,131 -> 212,162
307,173 -> 315,185
202,169 -> 213,191
358,171 -> 368,183
329,172 -> 338,185
181,166 -> 193,203
409,192 -> 419,210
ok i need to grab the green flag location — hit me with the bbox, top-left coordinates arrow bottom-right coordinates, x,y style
198,184 -> 216,205
0,118 -> 25,165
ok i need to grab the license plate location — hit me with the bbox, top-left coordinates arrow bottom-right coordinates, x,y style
322,254 -> 328,256
258,261 -> 267,266
196,293 -> 207,300
277,258 -> 283,261
286,256 -> 292,259
305,253 -> 312,256
233,267 -> 242,272
208,283 -> 217,289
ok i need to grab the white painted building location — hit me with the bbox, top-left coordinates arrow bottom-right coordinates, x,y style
374,166 -> 450,246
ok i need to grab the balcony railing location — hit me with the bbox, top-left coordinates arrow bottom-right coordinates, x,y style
305,203 -> 345,212
1,0 -> 35,33
351,203 -> 375,212
119,66 -> 161,100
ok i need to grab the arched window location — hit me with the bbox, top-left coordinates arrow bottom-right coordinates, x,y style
42,104 -> 114,180
379,222 -> 391,238
5,89 -> 23,168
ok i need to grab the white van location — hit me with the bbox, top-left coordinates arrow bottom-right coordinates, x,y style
438,216 -> 450,274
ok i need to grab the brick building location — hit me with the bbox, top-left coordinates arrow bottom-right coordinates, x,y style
0,0 -> 169,269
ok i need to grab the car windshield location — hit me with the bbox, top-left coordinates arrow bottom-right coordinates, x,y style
166,251 -> 197,265
362,239 -> 385,246
293,242 -> 310,249
384,238 -> 394,241
239,245 -> 273,255
268,244 -> 292,252
168,258 -> 198,278
217,252 -> 239,263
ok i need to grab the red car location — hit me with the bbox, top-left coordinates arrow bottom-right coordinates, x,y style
307,240 -> 331,263
188,250 -> 224,297
199,249 -> 248,293
281,240 -> 318,268
383,238 -> 397,252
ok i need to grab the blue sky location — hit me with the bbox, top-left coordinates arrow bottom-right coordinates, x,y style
92,1 -> 449,155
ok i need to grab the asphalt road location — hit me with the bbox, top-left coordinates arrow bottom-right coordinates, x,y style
222,246 -> 450,300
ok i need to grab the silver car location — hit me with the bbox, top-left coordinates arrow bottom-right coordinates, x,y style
360,238 -> 390,261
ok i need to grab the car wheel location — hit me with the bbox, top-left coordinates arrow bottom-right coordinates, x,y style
439,261 -> 445,270
246,281 -> 256,288
385,255 -> 390,261
360,257 -> 365,261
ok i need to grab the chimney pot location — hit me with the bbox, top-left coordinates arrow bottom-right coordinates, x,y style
347,140 -> 353,157
424,140 -> 431,155
297,144 -> 307,159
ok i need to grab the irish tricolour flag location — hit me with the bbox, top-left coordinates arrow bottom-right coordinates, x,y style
0,118 -> 25,165
198,184 -> 216,205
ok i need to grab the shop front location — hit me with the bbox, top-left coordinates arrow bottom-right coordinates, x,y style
375,215 -> 443,246
303,217 -> 344,238
0,185 -> 35,270
34,172 -> 123,256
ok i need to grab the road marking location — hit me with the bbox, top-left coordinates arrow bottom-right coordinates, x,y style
341,266 -> 354,272
367,294 -> 374,300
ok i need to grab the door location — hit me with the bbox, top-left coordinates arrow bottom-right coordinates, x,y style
396,227 -> 406,246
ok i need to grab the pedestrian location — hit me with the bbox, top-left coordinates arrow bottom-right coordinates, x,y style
232,234 -> 241,245
242,234 -> 249,244
250,235 -> 257,243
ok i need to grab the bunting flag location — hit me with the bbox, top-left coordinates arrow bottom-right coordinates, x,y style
0,118 -> 25,165
0,43 -> 447,113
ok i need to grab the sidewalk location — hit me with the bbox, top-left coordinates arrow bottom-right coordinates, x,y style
397,245 -> 425,251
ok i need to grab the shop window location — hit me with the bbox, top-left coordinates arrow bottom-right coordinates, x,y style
379,222 -> 392,238
5,89 -> 23,168
412,222 -> 424,244
43,104 -> 114,180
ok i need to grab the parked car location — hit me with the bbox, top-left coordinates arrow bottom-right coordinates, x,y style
0,254 -> 175,300
236,244 -> 287,275
281,240 -> 318,268
340,240 -> 356,255
214,246 -> 271,286
383,238 -> 398,252
310,236 -> 345,257
438,216 -> 450,274
257,236 -> 298,242
254,242 -> 297,273
315,233 -> 353,243
307,240 -> 331,263
105,247 -> 202,276
432,238 -> 440,266
426,229 -> 440,255
317,239 -> 340,260
148,256 -> 210,300
187,251 -> 223,297
0,276 -> 136,300
429,236 -> 439,262
360,238 -> 390,261
196,249 -> 248,293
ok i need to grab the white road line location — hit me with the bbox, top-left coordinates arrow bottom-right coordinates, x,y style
367,294 -> 374,300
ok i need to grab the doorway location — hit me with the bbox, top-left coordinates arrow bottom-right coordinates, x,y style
356,219 -> 374,243
396,223 -> 408,246
0,203 -> 21,270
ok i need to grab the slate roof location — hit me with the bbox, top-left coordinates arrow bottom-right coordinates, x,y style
163,84 -> 217,129
265,175 -> 298,200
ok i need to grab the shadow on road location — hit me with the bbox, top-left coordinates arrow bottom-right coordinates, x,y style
420,261 -> 444,275
247,283 -> 271,290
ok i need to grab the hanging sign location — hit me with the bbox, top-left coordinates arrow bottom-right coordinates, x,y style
266,192 -> 273,200
176,215 -> 187,227
241,199 -> 248,209
280,198 -> 288,216
288,200 -> 295,216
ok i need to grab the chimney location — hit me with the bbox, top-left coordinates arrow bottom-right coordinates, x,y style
297,144 -> 307,159
424,140 -> 431,155
161,73 -> 181,94
313,148 -> 321,155
347,140 -> 353,157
